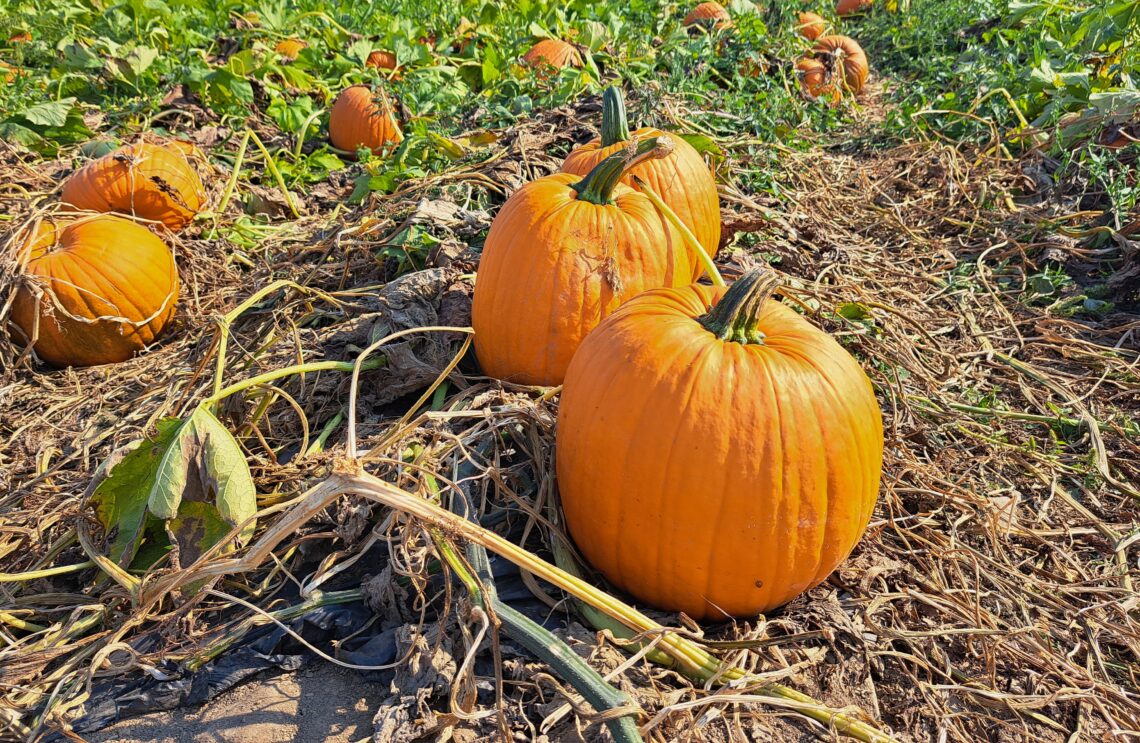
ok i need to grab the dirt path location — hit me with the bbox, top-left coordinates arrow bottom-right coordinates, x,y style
87,665 -> 387,743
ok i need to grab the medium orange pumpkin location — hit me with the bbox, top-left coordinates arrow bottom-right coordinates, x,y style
684,1 -> 732,29
561,87 -> 721,258
521,39 -> 582,77
796,58 -> 839,103
813,34 -> 869,94
557,270 -> 884,620
797,11 -> 827,40
366,49 -> 398,70
10,215 -> 180,368
472,139 -> 699,386
328,84 -> 404,155
61,142 -> 206,231
836,0 -> 871,15
274,38 -> 307,59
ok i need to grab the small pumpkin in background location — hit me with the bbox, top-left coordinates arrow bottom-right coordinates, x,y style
473,139 -> 700,386
274,38 -> 307,60
796,58 -> 839,104
1,61 -> 22,84
560,86 -> 722,259
813,34 -> 869,94
10,214 -> 181,368
797,11 -> 827,40
836,0 -> 872,15
557,269 -> 884,620
328,84 -> 404,156
9,30 -> 32,43
366,49 -> 398,71
683,1 -> 732,29
521,39 -> 582,77
61,142 -> 206,231
1100,124 -> 1137,149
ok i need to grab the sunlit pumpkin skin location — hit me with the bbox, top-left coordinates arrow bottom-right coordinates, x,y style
274,38 -> 307,59
684,1 -> 732,29
836,0 -> 871,15
522,39 -> 582,77
796,58 -> 839,104
366,49 -> 398,70
61,142 -> 206,231
1,61 -> 21,84
561,87 -> 721,259
557,271 -> 884,620
10,215 -> 180,368
797,11 -> 827,40
473,140 -> 699,386
328,84 -> 404,155
814,34 -> 868,94
1100,125 -> 1137,149
9,31 -> 32,43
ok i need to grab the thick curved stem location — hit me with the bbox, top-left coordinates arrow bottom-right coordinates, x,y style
600,86 -> 632,146
572,136 -> 671,205
698,269 -> 780,344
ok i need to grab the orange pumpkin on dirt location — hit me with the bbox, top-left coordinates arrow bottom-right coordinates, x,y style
836,0 -> 872,15
472,139 -> 700,386
813,34 -> 869,93
328,84 -> 404,155
560,86 -> 721,258
61,142 -> 206,231
796,58 -> 839,103
684,1 -> 732,29
797,11 -> 827,40
557,270 -> 884,619
10,215 -> 181,368
521,39 -> 582,77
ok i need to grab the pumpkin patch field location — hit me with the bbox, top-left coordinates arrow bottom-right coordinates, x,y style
1,1 -> 1138,741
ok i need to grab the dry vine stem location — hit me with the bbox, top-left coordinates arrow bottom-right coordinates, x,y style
150,466 -> 895,743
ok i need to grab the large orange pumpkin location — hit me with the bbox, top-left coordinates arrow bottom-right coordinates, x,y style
472,139 -> 699,386
521,39 -> 582,77
328,85 -> 404,155
10,215 -> 180,368
796,58 -> 839,104
813,34 -> 869,94
797,11 -> 827,40
560,87 -> 721,258
836,0 -> 872,15
557,270 -> 883,620
683,1 -> 732,29
61,142 -> 205,231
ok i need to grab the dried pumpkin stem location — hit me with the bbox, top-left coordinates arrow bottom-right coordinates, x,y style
572,137 -> 665,205
699,268 -> 780,343
600,86 -> 632,146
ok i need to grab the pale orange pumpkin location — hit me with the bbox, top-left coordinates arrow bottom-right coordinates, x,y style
328,84 -> 404,155
684,1 -> 732,29
366,49 -> 398,70
836,0 -> 872,15
557,270 -> 884,619
813,34 -> 869,93
561,87 -> 721,258
61,142 -> 206,231
797,11 -> 827,40
521,39 -> 582,77
796,58 -> 839,103
472,139 -> 699,386
10,215 -> 180,367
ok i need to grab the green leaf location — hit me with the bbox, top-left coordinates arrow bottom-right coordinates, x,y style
837,302 -> 875,322
165,500 -> 235,569
678,133 -> 723,161
89,419 -> 183,566
1029,275 -> 1055,295
126,46 -> 159,77
20,98 -> 77,128
146,406 -> 257,546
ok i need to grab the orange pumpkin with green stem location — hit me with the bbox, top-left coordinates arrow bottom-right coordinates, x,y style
557,269 -> 884,619
472,138 -> 699,386
813,34 -> 869,94
797,11 -> 827,40
61,142 -> 206,231
561,87 -> 721,258
10,215 -> 180,368
328,84 -> 404,155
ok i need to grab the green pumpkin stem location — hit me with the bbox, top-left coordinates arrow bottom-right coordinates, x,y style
699,269 -> 781,344
600,86 -> 632,146
572,136 -> 669,205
